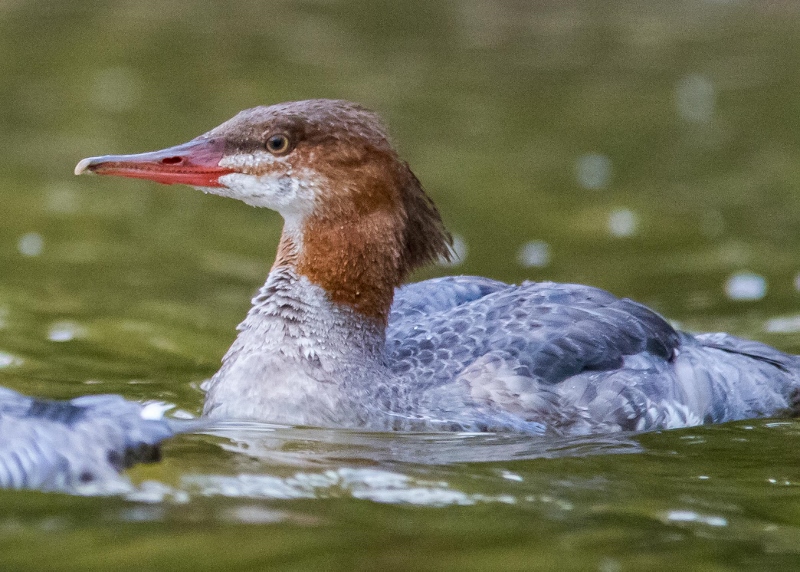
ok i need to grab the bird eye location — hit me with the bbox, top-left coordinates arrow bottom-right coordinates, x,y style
266,133 -> 291,155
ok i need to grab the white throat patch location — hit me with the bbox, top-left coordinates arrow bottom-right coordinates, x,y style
212,151 -> 324,215
194,151 -> 326,242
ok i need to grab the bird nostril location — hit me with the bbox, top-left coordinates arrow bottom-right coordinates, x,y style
161,156 -> 183,165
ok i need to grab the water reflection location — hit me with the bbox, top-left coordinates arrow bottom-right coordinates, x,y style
182,468 -> 519,506
765,314 -> 800,334
16,232 -> 43,257
724,271 -> 767,301
675,74 -> 716,124
662,509 -> 727,528
0,352 -> 20,368
607,207 -> 638,237
203,421 -> 643,467
575,153 -> 612,190
114,422 -> 641,507
44,183 -> 80,215
47,320 -> 86,342
517,239 -> 551,268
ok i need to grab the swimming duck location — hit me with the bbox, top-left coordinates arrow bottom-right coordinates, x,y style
75,99 -> 800,436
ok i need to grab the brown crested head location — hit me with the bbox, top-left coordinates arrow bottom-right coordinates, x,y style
76,99 -> 453,322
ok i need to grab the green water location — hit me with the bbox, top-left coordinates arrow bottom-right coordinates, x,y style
2,0 -> 800,569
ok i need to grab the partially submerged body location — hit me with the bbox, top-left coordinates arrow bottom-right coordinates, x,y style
203,272 -> 800,435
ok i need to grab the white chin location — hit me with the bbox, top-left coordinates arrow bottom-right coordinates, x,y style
204,171 -> 321,216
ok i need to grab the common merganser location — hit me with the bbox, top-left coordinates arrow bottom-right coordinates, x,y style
75,99 -> 800,436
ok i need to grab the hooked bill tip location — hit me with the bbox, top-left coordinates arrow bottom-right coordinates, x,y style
74,157 -> 95,176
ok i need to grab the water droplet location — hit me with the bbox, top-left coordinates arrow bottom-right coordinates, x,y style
724,272 -> 767,301
599,558 -> 622,572
517,240 -> 551,268
765,315 -> 800,333
222,506 -> 289,524
664,509 -> 727,527
676,74 -> 715,124
500,470 -> 523,482
45,183 -> 80,215
140,402 -> 174,420
17,232 -> 43,257
574,153 -> 612,190
48,321 -> 86,342
0,352 -> 21,368
607,208 -> 638,237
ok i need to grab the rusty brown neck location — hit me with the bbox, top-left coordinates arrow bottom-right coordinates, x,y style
269,155 -> 451,326
272,210 -> 405,326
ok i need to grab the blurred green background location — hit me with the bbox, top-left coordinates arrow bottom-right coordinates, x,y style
2,1 -> 800,570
